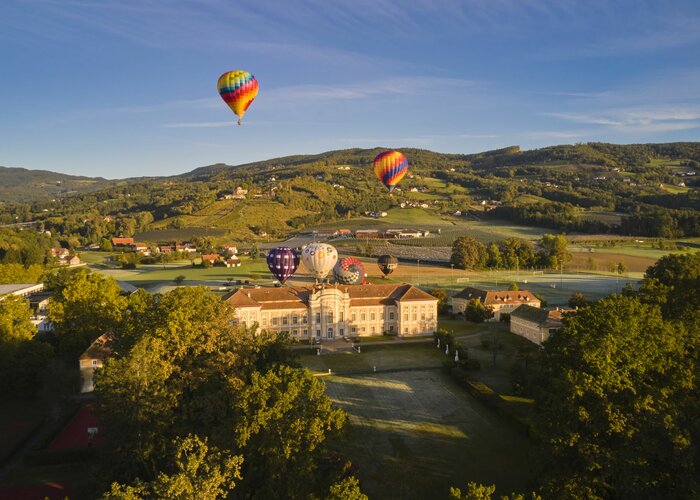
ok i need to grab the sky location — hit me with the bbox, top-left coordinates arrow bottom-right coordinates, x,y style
1,0 -> 699,178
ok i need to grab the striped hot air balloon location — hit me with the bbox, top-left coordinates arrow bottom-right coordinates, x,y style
373,150 -> 408,191
377,254 -> 399,277
217,70 -> 259,125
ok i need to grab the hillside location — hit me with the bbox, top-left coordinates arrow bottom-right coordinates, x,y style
0,166 -> 120,203
1,142 -> 699,244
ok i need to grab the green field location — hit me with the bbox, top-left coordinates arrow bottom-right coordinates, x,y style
301,344 -> 534,498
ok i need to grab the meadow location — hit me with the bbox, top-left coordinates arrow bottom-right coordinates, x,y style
300,343 -> 534,499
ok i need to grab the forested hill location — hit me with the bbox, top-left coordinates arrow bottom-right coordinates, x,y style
0,166 -> 118,203
1,142 -> 699,242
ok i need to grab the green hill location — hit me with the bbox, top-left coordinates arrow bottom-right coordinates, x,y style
0,166 -> 120,203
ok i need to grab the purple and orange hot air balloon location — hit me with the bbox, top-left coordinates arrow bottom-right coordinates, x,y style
266,247 -> 299,284
217,70 -> 259,125
373,150 -> 408,192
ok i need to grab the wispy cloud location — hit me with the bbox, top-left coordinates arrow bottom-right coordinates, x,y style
545,107 -> 700,134
162,121 -> 232,129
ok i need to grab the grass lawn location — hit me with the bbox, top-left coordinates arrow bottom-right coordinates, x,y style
322,369 -> 534,498
300,342 -> 536,497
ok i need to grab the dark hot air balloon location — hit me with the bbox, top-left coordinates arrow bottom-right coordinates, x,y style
333,257 -> 366,285
266,247 -> 299,284
377,255 -> 398,277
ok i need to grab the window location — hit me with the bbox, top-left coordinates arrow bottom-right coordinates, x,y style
272,317 -> 278,326
327,327 -> 334,338
370,312 -> 375,320
361,313 -> 366,321
283,317 -> 288,325
351,326 -> 357,333
316,329 -> 321,338
339,328 -> 344,336
352,313 -> 356,321
429,312 -> 434,320
292,329 -> 298,336
404,314 -> 408,321
389,312 -> 394,320
371,326 -> 376,334
92,359 -> 98,366
293,315 -> 298,324
389,325 -> 394,332
315,313 -> 321,323
404,327 -> 408,334
421,313 -> 425,320
303,316 -> 308,324
339,311 -> 344,321
303,329 -> 308,336
412,313 -> 417,321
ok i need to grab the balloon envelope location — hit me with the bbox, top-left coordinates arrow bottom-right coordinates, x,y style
301,243 -> 338,280
266,247 -> 299,284
333,257 -> 366,285
217,70 -> 259,125
377,254 -> 399,276
373,150 -> 408,191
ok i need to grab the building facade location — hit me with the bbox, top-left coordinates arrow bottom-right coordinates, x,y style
451,287 -> 540,321
510,305 -> 572,345
224,283 -> 438,340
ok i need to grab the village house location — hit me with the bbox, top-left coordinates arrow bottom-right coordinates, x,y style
222,245 -> 238,256
0,283 -> 45,299
510,305 -> 573,345
51,247 -> 70,259
201,253 -> 221,265
224,283 -> 438,340
111,237 -> 135,247
225,257 -> 242,267
79,333 -> 112,393
451,287 -> 541,321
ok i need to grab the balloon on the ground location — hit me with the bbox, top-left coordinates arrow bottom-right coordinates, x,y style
301,243 -> 338,280
266,247 -> 299,284
217,70 -> 259,125
373,150 -> 408,191
377,254 -> 399,276
333,257 -> 366,285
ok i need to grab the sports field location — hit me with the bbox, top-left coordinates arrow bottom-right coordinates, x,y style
302,343 -> 534,499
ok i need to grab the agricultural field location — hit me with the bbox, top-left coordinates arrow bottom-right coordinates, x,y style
134,227 -> 227,243
301,344 -> 534,499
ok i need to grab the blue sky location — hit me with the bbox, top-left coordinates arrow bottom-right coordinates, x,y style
1,0 -> 699,178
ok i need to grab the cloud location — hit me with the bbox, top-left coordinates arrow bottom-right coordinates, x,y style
162,121 -> 233,129
544,107 -> 700,134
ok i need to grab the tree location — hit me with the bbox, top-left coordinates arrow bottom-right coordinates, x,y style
641,252 -> 700,319
173,275 -> 186,286
449,482 -> 541,500
508,283 -> 518,291
429,288 -> 449,315
328,476 -> 368,500
463,299 -> 493,323
616,261 -> 627,274
451,237 -> 487,270
250,242 -> 260,259
105,435 -> 243,500
539,234 -> 570,268
233,366 -> 346,498
0,295 -> 37,344
534,295 -> 699,499
567,292 -> 588,309
487,243 -> 503,269
47,268 -> 127,360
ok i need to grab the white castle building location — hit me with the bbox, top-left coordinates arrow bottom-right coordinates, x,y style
224,283 -> 438,340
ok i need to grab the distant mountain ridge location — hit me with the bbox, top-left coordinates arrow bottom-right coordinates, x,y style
0,166 -> 118,203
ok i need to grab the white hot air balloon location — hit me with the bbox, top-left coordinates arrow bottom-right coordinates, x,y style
301,243 -> 338,281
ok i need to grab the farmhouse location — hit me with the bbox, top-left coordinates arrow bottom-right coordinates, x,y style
79,333 -> 112,393
111,237 -> 135,247
0,283 -> 45,299
452,287 -> 540,321
224,283 -> 438,340
201,254 -> 220,264
510,305 -> 573,345
225,257 -> 242,267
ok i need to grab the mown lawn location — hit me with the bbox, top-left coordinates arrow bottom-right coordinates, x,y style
300,342 -> 536,498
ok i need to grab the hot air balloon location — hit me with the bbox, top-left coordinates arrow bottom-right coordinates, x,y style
373,150 -> 408,191
333,257 -> 366,285
301,243 -> 338,281
377,254 -> 399,278
266,247 -> 299,284
217,70 -> 259,125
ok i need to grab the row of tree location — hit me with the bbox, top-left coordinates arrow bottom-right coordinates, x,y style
450,234 -> 570,270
